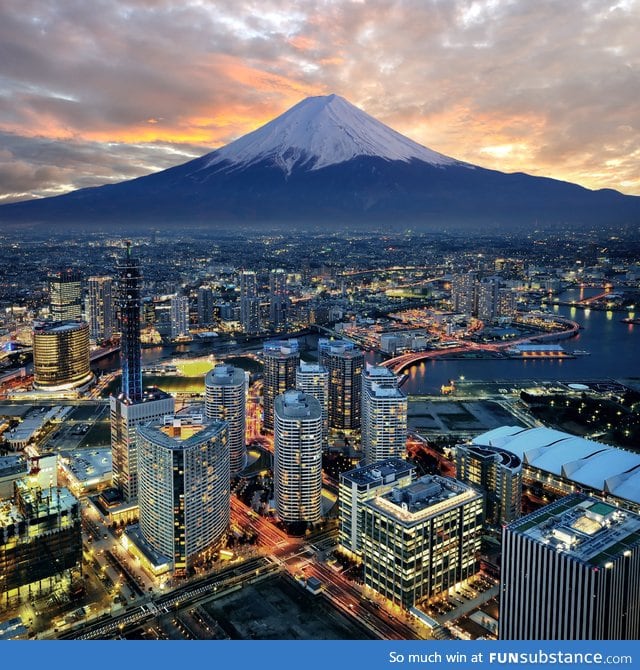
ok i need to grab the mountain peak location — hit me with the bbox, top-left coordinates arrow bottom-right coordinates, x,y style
202,93 -> 461,175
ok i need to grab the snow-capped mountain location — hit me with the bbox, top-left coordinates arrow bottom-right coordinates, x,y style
202,94 -> 462,175
1,94 -> 639,228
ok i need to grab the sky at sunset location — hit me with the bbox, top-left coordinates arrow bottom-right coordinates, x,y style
1,0 -> 639,203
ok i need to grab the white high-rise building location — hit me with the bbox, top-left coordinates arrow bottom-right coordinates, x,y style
170,295 -> 189,338
274,390 -> 322,523
360,363 -> 400,460
296,362 -> 329,448
205,364 -> 247,475
361,382 -> 407,465
87,276 -> 114,342
136,412 -> 230,574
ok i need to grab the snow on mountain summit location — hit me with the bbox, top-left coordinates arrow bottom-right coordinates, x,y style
203,94 -> 462,175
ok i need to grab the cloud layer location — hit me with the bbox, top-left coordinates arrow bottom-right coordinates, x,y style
1,0 -> 639,202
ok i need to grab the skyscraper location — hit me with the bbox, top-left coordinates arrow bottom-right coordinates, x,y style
361,384 -> 407,465
32,321 -> 93,392
170,295 -> 190,338
361,475 -> 483,609
269,268 -> 287,331
49,268 -> 82,321
262,339 -> 299,431
87,276 -> 114,342
136,412 -> 230,574
319,338 -> 364,430
274,390 -> 323,523
500,494 -> 640,640
295,362 -> 329,448
117,243 -> 143,403
361,364 -> 406,465
111,244 -> 174,502
455,443 -> 522,525
205,364 -> 247,475
197,287 -> 215,326
240,270 -> 260,335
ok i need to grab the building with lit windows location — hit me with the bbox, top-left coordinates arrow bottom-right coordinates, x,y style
339,458 -> 415,557
87,276 -> 114,342
295,362 -> 329,448
0,456 -> 29,499
110,389 -> 174,502
476,277 -> 500,322
262,339 -> 299,431
450,271 -> 477,315
240,270 -> 260,335
117,243 -> 143,403
361,364 -> 406,465
0,481 -> 81,601
49,268 -> 82,321
136,413 -> 230,574
111,244 -> 174,502
500,494 -> 640,640
472,426 -> 640,512
32,321 -> 93,392
269,268 -> 287,331
318,338 -> 364,430
497,287 -> 518,318
274,390 -> 322,523
205,364 -> 246,475
197,287 -> 215,326
455,443 -> 522,525
170,295 -> 190,339
361,475 -> 484,609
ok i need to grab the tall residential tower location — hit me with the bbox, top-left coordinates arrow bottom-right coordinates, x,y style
319,338 -> 364,431
262,339 -> 299,431
87,276 -> 114,342
205,364 -> 247,475
274,390 -> 323,523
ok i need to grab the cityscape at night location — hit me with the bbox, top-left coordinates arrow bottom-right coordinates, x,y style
0,0 -> 639,659
1,225 -> 639,642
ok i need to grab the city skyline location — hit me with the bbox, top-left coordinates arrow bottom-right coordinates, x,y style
0,226 -> 639,642
1,0 -> 639,207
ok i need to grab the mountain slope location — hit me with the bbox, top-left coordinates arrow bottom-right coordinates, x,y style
1,94 -> 638,228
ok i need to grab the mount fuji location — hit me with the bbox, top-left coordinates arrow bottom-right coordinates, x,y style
1,94 -> 638,228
